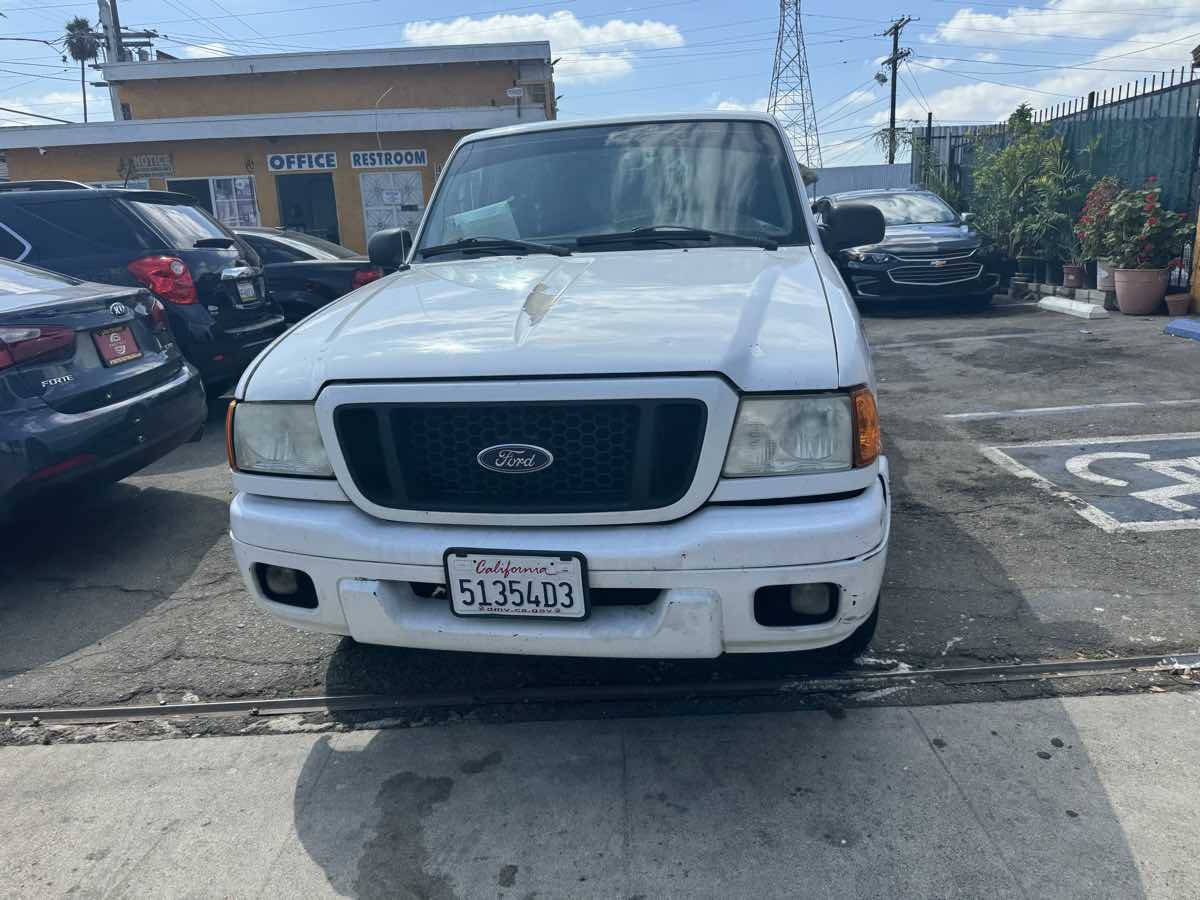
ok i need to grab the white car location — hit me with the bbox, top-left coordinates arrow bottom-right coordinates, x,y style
226,112 -> 890,660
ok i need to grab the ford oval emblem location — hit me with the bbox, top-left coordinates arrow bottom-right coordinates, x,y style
109,301 -> 129,316
476,443 -> 554,474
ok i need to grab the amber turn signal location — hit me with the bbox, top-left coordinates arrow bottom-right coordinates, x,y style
225,399 -> 238,471
850,387 -> 881,468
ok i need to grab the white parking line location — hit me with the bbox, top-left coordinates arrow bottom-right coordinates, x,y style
872,332 -> 1041,350
945,399 -> 1200,421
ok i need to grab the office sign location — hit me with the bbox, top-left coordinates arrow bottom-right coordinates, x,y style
267,151 -> 337,172
351,149 -> 428,169
120,153 -> 174,177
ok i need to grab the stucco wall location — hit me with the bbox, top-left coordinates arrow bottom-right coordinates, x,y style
5,129 -> 467,253
114,62 -> 553,121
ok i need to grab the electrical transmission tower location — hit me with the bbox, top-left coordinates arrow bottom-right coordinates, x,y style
767,0 -> 822,168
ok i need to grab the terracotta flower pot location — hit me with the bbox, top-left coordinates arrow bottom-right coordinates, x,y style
1062,264 -> 1084,289
1113,268 -> 1168,315
1165,294 -> 1193,317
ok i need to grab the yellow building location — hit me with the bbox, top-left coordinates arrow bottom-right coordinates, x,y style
0,42 -> 554,252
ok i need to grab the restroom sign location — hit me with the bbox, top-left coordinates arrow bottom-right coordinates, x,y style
351,149 -> 428,169
267,151 -> 337,172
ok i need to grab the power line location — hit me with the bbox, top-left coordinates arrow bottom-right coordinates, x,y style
908,59 -> 1077,97
904,59 -> 931,110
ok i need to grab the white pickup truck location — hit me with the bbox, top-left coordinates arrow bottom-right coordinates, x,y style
226,112 -> 890,660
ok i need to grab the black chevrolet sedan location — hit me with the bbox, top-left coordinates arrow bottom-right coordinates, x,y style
815,189 -> 1000,307
0,259 -> 206,519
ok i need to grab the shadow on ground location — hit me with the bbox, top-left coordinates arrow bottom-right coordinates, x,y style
0,481 -> 228,679
290,699 -> 1153,898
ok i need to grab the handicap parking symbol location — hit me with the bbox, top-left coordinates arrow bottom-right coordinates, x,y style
983,433 -> 1200,532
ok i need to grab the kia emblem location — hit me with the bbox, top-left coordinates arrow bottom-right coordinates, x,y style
109,301 -> 129,316
476,444 -> 554,474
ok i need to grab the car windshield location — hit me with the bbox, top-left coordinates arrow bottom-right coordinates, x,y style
850,192 -> 958,226
268,231 -> 359,259
417,120 -> 807,256
0,260 -> 77,301
128,199 -> 233,247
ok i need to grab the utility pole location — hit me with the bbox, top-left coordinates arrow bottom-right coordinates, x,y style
107,0 -> 125,61
881,16 -> 913,165
924,110 -> 933,186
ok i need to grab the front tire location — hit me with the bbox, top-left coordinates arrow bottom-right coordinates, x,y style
827,596 -> 880,662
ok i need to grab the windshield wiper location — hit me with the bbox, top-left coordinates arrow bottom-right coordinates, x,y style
576,225 -> 778,251
419,237 -> 572,259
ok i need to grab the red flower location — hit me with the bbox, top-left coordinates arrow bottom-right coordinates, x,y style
1147,217 -> 1158,226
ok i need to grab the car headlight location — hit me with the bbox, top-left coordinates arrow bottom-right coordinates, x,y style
845,249 -> 894,264
227,401 -> 333,477
723,389 -> 880,476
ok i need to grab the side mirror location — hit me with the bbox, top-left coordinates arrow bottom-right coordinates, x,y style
368,227 -> 412,269
821,202 -> 885,252
959,211 -> 975,224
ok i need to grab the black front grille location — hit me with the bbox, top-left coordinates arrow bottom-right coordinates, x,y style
888,262 -> 984,285
334,399 -> 708,514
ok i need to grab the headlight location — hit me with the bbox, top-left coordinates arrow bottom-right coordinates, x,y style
845,249 -> 894,264
227,401 -> 333,477
723,389 -> 880,477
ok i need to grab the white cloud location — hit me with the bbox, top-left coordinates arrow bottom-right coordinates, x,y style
928,0 -> 1193,45
181,42 -> 232,58
713,95 -> 769,112
0,87 -> 112,127
916,56 -> 954,70
403,11 -> 683,84
975,51 -> 1000,63
887,22 -> 1200,125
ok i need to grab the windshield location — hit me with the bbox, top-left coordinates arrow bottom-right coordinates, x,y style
418,120 -> 807,256
849,192 -> 958,226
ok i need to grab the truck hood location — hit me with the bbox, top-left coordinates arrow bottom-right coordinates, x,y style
241,246 -> 839,400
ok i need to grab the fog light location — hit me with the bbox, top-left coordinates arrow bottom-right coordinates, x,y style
790,584 -> 833,617
264,565 -> 299,595
254,563 -> 318,609
753,583 -> 838,627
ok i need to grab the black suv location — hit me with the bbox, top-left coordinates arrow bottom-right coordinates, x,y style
0,189 -> 286,387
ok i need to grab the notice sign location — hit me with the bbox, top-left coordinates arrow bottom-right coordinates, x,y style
351,149 -> 428,169
267,151 -> 337,172
121,153 -> 174,177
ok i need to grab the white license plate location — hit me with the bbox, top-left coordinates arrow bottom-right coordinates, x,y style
236,280 -> 257,301
444,550 -> 588,619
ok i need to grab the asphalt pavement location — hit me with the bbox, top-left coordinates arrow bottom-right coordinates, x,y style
3,692 -> 1199,898
2,301 -> 1199,712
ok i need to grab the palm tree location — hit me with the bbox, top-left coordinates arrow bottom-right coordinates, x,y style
64,17 -> 100,123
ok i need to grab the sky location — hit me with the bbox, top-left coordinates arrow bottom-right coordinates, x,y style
2,0 -> 1199,166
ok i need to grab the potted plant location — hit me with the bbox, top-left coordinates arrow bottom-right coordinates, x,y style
1105,178 -> 1193,315
1076,176 -> 1122,290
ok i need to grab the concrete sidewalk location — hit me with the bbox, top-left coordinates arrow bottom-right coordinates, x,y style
2,692 -> 1198,898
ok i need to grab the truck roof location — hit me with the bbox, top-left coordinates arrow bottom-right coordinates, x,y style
461,110 -> 782,144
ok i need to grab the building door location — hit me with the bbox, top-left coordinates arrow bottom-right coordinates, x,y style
276,172 -> 339,244
360,170 -> 424,242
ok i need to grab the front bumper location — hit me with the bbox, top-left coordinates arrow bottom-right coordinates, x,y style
230,463 -> 891,658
